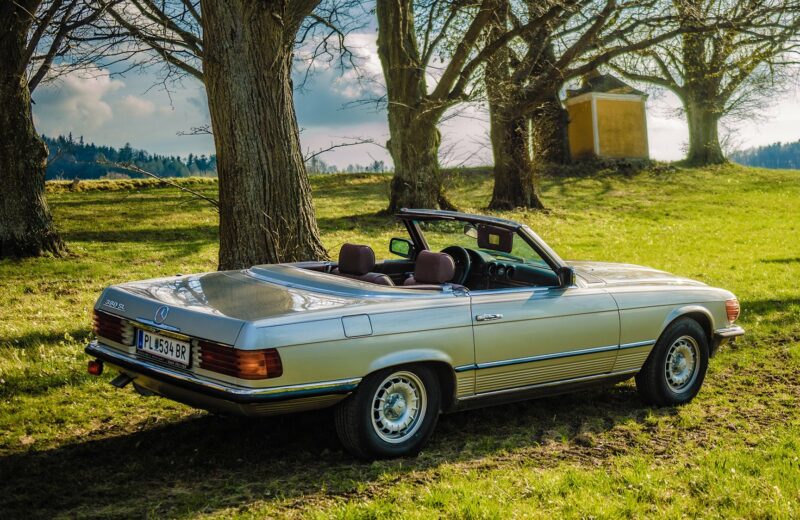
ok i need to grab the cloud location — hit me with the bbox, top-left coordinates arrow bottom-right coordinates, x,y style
33,67 -> 123,135
117,95 -> 156,116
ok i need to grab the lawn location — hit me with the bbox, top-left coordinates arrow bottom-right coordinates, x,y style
1,164 -> 799,518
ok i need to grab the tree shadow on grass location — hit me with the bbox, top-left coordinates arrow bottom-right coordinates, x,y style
64,225 -> 218,245
0,382 -> 672,519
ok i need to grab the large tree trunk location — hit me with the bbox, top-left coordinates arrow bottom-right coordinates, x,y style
0,3 -> 65,258
201,0 -> 327,270
385,113 -> 446,212
485,0 -> 544,210
530,94 -> 570,165
488,109 -> 545,210
376,0 -> 449,212
685,99 -> 726,166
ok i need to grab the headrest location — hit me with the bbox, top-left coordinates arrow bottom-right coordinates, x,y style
337,244 -> 376,275
413,250 -> 455,284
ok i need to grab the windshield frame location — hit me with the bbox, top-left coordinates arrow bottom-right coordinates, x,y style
398,211 -> 566,273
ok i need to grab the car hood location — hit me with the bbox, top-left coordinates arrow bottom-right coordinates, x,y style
568,261 -> 706,287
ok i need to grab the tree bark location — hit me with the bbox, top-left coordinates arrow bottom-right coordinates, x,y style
377,0 -> 450,212
201,0 -> 327,270
685,98 -> 726,166
0,2 -> 66,259
485,0 -> 544,210
530,93 -> 570,165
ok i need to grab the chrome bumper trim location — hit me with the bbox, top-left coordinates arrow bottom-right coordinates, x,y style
85,341 -> 361,404
714,326 -> 745,338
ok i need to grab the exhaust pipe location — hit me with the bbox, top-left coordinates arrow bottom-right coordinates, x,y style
110,373 -> 134,388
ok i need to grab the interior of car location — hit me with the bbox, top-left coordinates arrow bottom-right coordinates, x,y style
322,218 -> 561,291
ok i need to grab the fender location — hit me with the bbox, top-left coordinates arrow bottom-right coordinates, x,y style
660,304 -> 715,337
368,348 -> 454,373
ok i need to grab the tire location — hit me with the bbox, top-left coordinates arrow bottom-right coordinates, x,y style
635,317 -> 709,406
334,365 -> 441,460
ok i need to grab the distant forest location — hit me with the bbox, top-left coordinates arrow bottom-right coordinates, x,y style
44,134 -> 388,180
731,141 -> 800,169
44,134 -> 218,180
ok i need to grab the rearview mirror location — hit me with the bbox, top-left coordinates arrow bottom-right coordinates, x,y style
389,237 -> 414,259
463,224 -> 478,239
557,266 -> 575,287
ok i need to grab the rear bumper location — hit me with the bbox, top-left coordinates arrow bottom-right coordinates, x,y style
85,341 -> 359,415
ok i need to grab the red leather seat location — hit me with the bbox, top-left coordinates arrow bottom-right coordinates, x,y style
333,244 -> 394,286
403,250 -> 455,288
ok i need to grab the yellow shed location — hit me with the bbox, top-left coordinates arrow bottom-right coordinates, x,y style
565,73 -> 649,160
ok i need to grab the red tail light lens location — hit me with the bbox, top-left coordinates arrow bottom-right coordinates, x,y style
92,310 -> 134,345
198,340 -> 283,379
88,359 -> 104,376
725,299 -> 740,323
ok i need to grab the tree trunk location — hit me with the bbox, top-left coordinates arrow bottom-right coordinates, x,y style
376,0 -> 450,212
530,94 -> 570,165
0,3 -> 66,258
685,99 -> 726,166
385,113 -> 447,212
488,105 -> 545,210
485,0 -> 544,210
201,0 -> 327,270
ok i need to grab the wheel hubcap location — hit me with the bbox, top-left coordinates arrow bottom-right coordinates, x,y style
371,371 -> 427,444
665,335 -> 700,392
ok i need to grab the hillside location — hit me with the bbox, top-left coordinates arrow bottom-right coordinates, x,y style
2,164 -> 799,518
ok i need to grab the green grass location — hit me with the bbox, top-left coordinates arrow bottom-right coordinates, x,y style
2,164 -> 800,518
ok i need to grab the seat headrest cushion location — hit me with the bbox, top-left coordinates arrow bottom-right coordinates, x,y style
338,243 -> 375,275
413,250 -> 455,284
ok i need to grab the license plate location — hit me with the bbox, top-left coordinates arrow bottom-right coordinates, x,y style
136,329 -> 191,367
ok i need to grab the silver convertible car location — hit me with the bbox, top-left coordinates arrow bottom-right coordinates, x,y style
86,209 -> 744,459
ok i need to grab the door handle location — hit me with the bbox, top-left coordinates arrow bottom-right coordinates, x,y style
475,313 -> 503,322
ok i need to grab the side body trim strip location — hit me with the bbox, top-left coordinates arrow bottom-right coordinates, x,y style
453,340 -> 656,373
458,368 -> 640,401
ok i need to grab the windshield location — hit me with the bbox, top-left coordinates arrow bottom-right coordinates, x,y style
415,219 -> 550,267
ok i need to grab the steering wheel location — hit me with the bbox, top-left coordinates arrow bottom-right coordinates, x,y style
441,246 -> 471,285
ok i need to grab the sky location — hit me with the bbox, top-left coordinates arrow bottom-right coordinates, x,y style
31,31 -> 800,169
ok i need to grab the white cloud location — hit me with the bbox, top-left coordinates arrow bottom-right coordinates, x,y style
33,67 -> 123,135
117,95 -> 156,116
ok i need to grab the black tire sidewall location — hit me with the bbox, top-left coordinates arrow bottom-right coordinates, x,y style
650,319 -> 709,405
352,365 -> 441,459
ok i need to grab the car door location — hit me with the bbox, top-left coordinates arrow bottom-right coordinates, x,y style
465,285 -> 620,395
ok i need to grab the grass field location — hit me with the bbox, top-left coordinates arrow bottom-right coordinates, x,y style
2,164 -> 800,518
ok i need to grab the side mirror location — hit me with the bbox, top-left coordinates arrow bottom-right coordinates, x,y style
557,266 -> 575,287
389,237 -> 415,259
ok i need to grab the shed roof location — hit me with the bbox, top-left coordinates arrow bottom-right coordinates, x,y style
566,73 -> 645,97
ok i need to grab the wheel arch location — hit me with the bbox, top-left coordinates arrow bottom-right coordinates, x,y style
660,305 -> 714,345
367,350 -> 457,412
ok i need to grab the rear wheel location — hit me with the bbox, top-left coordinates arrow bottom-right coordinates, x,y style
334,365 -> 441,459
636,318 -> 709,406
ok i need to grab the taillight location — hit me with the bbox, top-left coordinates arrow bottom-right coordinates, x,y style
726,299 -> 740,323
92,309 -> 134,345
198,340 -> 283,379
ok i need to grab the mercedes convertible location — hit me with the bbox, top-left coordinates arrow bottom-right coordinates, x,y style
86,209 -> 744,459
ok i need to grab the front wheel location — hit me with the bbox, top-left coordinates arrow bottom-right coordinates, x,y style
635,318 -> 709,406
334,365 -> 441,459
